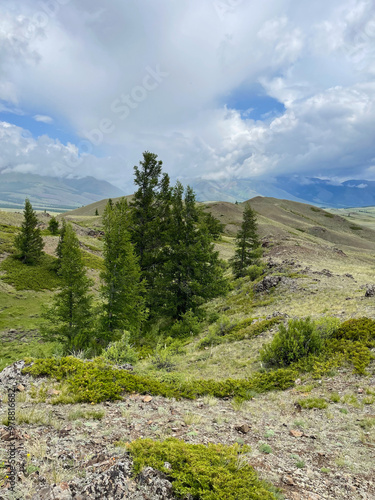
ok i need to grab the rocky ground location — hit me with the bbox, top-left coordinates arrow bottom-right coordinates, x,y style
0,360 -> 374,499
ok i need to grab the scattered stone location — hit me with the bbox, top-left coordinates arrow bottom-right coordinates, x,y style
295,378 -> 302,385
17,383 -> 25,392
289,429 -> 304,438
117,363 -> 134,372
143,395 -> 153,403
344,273 -> 354,278
365,285 -> 375,297
235,424 -> 250,434
283,475 -> 295,486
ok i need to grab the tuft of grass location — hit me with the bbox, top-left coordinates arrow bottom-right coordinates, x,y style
297,397 -> 328,410
259,443 -> 272,454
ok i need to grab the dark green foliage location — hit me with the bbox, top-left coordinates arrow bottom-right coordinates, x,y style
95,208 -> 99,216
129,439 -> 279,499
130,151 -> 172,311
200,211 -> 224,240
231,203 -> 262,279
47,216 -> 59,235
22,356 -> 297,403
0,224 -> 18,254
310,207 -> 320,212
260,318 -> 323,368
156,182 -> 227,319
100,198 -> 146,339
14,199 -> 44,264
247,264 -> 266,281
0,254 -> 61,290
168,310 -> 202,338
41,224 -> 95,352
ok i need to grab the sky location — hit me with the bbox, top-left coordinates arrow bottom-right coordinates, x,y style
0,0 -> 374,191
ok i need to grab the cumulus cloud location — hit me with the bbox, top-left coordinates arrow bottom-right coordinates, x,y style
0,0 -> 374,187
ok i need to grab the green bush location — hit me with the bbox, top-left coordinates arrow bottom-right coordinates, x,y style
248,264 -> 266,281
129,438 -> 279,499
101,331 -> 139,365
0,254 -> 61,291
169,310 -> 202,338
260,318 -> 323,368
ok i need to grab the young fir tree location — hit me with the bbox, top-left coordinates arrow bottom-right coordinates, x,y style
14,198 -> 44,264
231,202 -> 262,278
41,224 -> 94,352
156,182 -> 227,319
48,216 -> 59,235
130,151 -> 172,310
100,198 -> 146,341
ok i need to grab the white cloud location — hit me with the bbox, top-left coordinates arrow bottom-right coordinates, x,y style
33,114 -> 53,123
0,0 -> 374,187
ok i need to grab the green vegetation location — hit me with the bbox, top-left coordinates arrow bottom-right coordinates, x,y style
100,198 -> 145,339
297,397 -> 328,409
0,254 -> 61,291
22,356 -> 297,404
156,182 -> 228,319
101,331 -> 139,365
14,199 -> 44,264
128,438 -> 279,499
231,202 -> 262,279
41,224 -> 95,352
47,216 -> 59,235
260,318 -> 323,368
199,316 -> 282,348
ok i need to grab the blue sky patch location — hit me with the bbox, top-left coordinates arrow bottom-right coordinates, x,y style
222,84 -> 285,121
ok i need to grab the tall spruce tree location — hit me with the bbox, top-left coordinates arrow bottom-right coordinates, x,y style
15,198 -> 44,264
130,151 -> 172,310
231,202 -> 262,278
156,182 -> 227,319
100,198 -> 146,340
41,224 -> 94,352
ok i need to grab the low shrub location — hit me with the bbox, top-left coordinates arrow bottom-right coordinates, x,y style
22,357 -> 297,403
168,310 -> 202,338
332,318 -> 375,345
260,318 -> 323,368
101,331 -> 139,365
129,438 -> 279,499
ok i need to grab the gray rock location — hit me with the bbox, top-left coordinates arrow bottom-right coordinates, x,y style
0,360 -> 30,388
365,285 -> 375,297
254,275 -> 282,293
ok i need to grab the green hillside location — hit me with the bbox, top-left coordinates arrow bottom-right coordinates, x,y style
1,196 -> 375,499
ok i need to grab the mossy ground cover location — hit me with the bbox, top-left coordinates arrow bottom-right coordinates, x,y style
22,356 -> 297,404
128,438 -> 281,499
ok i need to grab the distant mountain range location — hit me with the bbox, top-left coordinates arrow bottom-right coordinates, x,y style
1,172 -> 374,211
0,173 -> 126,211
188,177 -> 375,208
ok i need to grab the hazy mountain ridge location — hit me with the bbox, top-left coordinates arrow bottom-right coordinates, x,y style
0,172 -> 126,211
188,176 -> 375,208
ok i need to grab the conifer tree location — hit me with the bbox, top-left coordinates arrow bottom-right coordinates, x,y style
100,198 -> 146,340
15,198 -> 44,264
231,202 -> 262,278
130,151 -> 172,310
41,224 -> 94,351
48,216 -> 59,235
157,182 -> 227,319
